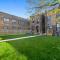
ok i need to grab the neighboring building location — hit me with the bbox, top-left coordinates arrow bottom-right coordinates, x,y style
0,12 -> 30,34
47,7 -> 60,35
30,14 -> 47,35
30,7 -> 60,35
47,11 -> 57,35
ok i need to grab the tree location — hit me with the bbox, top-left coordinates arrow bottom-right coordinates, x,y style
26,0 -> 60,15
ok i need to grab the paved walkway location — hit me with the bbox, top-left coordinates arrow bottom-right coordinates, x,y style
0,35 -> 40,42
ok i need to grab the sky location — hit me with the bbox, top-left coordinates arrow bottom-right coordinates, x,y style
0,0 -> 28,18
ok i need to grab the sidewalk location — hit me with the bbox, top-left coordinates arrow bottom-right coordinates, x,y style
0,35 -> 40,42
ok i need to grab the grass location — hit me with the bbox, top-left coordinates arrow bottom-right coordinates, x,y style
0,34 -> 32,40
0,36 -> 60,60
0,42 -> 27,60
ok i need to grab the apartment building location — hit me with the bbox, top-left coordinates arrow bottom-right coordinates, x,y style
47,9 -> 60,35
30,8 -> 60,35
0,12 -> 30,34
30,14 -> 47,35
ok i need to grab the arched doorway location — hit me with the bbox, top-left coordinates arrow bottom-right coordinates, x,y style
36,25 -> 39,34
35,20 -> 40,34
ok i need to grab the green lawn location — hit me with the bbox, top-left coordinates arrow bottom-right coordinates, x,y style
0,34 -> 32,40
0,36 -> 60,60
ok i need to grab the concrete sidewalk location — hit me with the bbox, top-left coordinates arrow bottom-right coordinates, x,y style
0,35 -> 40,42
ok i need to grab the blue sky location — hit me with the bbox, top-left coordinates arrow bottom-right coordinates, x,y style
0,0 -> 28,18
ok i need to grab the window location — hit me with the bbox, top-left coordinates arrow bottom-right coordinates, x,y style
18,20 -> 21,24
12,26 -> 16,29
47,16 -> 52,28
57,23 -> 60,32
18,27 -> 21,30
4,23 -> 9,26
4,18 -> 9,22
57,23 -> 60,27
12,20 -> 16,24
12,20 -> 16,22
3,26 -> 8,29
3,26 -> 9,32
56,14 -> 60,18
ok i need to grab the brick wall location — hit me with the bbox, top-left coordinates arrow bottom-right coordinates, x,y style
0,12 -> 30,34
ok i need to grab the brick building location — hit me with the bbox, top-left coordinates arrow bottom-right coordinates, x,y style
30,14 -> 47,35
47,8 -> 60,35
30,8 -> 60,35
0,12 -> 30,34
